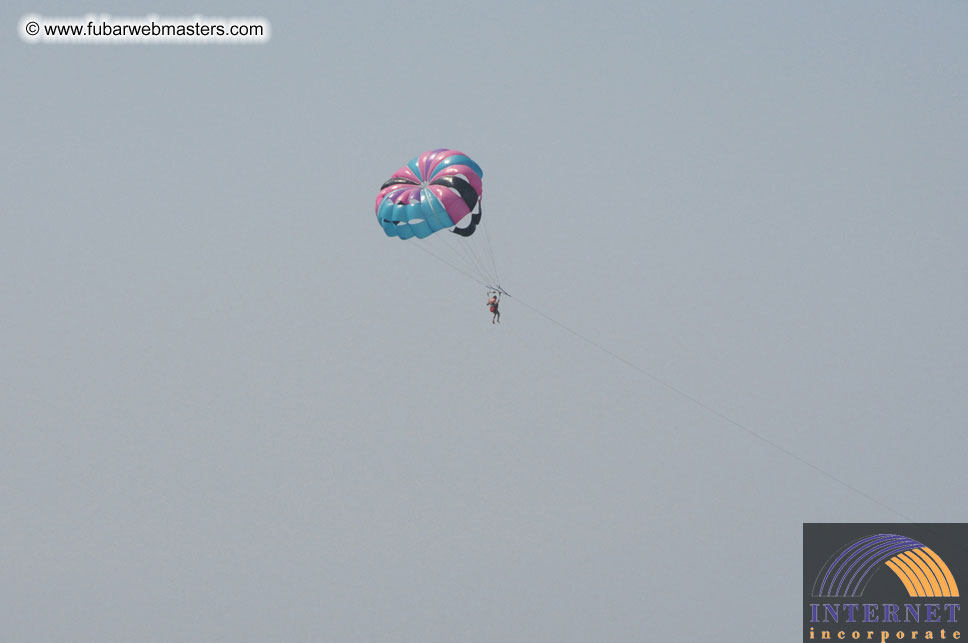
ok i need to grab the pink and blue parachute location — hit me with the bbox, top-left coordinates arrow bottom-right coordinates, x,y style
375,149 -> 483,240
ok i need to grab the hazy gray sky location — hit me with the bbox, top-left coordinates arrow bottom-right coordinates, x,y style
3,1 -> 967,641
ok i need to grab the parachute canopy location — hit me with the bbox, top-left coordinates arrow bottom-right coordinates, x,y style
375,149 -> 483,240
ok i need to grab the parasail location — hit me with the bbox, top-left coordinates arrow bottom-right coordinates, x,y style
374,149 -> 502,292
375,149 -> 484,240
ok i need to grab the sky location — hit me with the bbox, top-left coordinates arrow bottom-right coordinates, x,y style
2,1 -> 967,641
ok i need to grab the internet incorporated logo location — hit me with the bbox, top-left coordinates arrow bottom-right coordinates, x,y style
803,525 -> 965,642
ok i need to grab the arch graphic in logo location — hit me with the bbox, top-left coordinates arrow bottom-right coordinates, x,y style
812,533 -> 960,599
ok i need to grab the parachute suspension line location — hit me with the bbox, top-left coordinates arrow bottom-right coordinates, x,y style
506,295 -> 913,522
480,211 -> 501,291
460,201 -> 498,287
437,230 -> 492,287
412,242 -> 491,290
428,199 -> 499,290
454,231 -> 491,284
462,197 -> 501,290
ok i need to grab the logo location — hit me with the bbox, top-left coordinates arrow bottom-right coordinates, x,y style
804,524 -> 966,642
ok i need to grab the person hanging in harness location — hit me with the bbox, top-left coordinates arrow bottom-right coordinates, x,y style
486,291 -> 501,324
